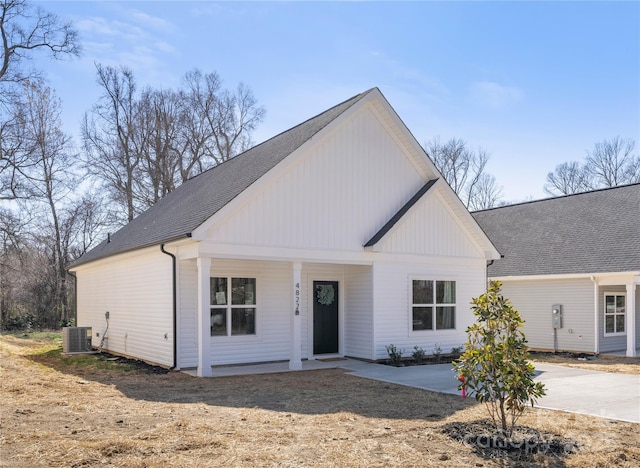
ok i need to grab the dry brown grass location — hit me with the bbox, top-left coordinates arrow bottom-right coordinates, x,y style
530,351 -> 640,375
1,333 -> 639,467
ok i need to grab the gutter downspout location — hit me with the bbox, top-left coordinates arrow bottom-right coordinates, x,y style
67,270 -> 78,325
591,275 -> 599,354
161,244 -> 177,370
485,254 -> 503,289
486,260 -> 495,289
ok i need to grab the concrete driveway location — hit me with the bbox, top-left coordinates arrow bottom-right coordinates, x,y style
209,358 -> 639,423
340,361 -> 640,423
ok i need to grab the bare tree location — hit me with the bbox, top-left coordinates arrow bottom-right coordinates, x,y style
180,70 -> 265,175
82,64 -> 143,223
135,87 -> 181,206
544,161 -> 593,196
83,66 -> 266,223
0,206 -> 26,327
586,137 -> 638,187
468,173 -> 503,211
0,106 -> 29,199
1,0 -> 79,203
16,81 -> 77,324
544,137 -> 639,196
0,0 -> 79,102
426,137 -> 502,209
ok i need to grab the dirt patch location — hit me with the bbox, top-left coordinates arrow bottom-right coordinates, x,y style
531,351 -> 640,375
2,333 -> 639,467
442,419 -> 580,459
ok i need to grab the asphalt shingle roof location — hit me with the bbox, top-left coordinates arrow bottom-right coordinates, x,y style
72,89 -> 373,267
473,184 -> 640,277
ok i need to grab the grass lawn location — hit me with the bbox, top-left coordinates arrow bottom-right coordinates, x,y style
1,332 -> 638,467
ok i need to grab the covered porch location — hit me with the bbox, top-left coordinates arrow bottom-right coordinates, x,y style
182,252 -> 374,377
594,273 -> 639,357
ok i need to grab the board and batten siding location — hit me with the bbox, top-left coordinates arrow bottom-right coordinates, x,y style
499,279 -> 594,353
343,265 -> 374,359
203,104 -> 425,252
371,259 -> 486,360
376,190 -> 483,258
598,285 -> 628,353
75,247 -> 174,367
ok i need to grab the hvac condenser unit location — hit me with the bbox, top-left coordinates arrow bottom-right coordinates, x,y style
62,327 -> 93,353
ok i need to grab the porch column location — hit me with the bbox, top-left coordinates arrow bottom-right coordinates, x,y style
289,261 -> 303,370
197,257 -> 212,376
626,282 -> 637,357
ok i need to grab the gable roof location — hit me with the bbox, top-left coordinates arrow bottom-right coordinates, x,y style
473,184 -> 640,277
72,89 -> 373,267
72,87 -> 500,268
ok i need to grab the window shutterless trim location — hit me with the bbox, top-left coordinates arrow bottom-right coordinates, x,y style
603,293 -> 626,336
410,278 -> 456,332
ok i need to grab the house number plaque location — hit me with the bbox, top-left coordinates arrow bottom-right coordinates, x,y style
295,283 -> 300,315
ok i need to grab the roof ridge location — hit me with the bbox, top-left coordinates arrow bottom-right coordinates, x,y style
473,182 -> 640,213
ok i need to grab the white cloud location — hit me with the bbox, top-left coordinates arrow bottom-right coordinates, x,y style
469,81 -> 523,109
130,10 -> 175,31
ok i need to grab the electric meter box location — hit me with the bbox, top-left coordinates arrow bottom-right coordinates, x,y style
552,304 -> 563,329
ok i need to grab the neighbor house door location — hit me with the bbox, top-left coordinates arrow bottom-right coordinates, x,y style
313,281 -> 339,354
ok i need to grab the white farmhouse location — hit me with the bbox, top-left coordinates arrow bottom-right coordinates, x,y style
71,88 -> 500,376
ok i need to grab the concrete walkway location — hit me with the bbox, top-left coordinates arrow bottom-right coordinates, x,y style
206,358 -> 640,423
339,360 -> 640,424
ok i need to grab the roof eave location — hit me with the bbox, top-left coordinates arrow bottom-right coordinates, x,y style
69,233 -> 192,270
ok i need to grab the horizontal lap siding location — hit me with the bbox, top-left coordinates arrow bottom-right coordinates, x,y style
500,279 -> 594,353
208,259 -> 291,366
76,248 -> 174,367
344,265 -> 374,359
372,260 -> 486,360
637,285 -> 640,349
177,259 -> 197,368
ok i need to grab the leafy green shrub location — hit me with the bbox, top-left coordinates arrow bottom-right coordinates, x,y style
433,343 -> 442,363
454,281 -> 546,436
385,344 -> 404,366
412,345 -> 426,364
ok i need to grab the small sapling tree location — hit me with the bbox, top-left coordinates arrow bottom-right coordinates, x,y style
454,281 -> 545,436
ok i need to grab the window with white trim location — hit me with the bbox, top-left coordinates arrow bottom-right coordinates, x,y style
210,277 -> 256,336
604,293 -> 625,335
412,279 -> 456,330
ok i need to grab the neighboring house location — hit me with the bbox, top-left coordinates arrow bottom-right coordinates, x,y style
473,184 -> 639,357
70,88 -> 500,376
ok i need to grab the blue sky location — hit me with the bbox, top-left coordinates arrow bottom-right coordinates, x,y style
36,1 -> 639,202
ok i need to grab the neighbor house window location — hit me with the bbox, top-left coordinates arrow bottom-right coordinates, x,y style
604,293 -> 625,335
412,280 -> 456,330
211,277 -> 256,336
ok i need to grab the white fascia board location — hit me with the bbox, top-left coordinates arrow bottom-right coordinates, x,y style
366,96 -> 436,180
191,240 -> 486,267
190,92 -> 376,241
493,271 -> 640,283
70,244 -> 167,272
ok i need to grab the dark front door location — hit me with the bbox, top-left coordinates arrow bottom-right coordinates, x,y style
313,281 -> 339,354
